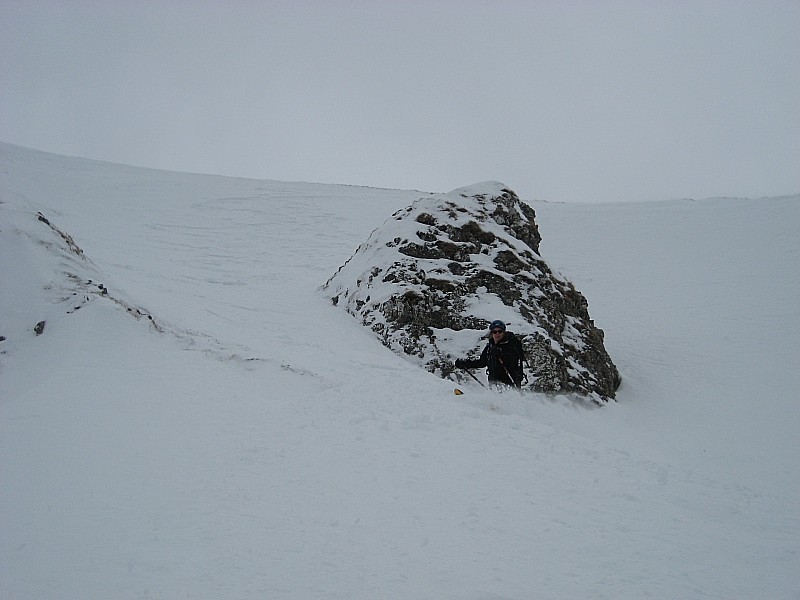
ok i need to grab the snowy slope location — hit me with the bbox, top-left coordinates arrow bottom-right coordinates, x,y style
1,143 -> 798,599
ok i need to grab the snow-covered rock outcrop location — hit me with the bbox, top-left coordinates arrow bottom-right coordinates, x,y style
323,182 -> 621,402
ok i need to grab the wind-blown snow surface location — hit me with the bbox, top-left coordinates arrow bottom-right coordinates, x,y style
1,143 -> 798,599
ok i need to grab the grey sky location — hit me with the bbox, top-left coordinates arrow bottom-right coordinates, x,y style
2,0 -> 798,203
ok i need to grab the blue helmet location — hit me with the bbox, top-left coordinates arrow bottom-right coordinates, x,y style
489,320 -> 506,332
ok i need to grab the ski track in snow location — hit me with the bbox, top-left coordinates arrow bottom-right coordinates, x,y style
1,143 -> 798,599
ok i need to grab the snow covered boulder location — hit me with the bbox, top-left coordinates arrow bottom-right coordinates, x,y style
323,182 -> 621,402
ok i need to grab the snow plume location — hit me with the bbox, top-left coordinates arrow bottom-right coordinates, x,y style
323,182 -> 620,402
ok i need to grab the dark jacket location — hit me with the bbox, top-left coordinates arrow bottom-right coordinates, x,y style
460,331 -> 524,387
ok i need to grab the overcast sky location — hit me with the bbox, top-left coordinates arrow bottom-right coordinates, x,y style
2,1 -> 798,203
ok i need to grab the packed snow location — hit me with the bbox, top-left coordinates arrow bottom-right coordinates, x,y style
1,143 -> 798,599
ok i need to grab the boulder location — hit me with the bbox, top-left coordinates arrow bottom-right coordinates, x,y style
323,182 -> 621,402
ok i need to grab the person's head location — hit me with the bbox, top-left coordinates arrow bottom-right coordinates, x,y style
489,320 -> 506,339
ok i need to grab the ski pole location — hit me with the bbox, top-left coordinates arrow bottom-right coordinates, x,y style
465,368 -> 487,388
498,356 -> 522,391
456,364 -> 487,388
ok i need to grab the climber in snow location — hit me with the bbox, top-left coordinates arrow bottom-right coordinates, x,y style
454,320 -> 524,387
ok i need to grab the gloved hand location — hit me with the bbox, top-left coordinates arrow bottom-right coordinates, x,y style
454,359 -> 467,369
489,346 -> 503,358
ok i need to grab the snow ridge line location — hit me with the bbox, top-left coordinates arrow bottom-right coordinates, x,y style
30,211 -> 271,368
35,210 -> 164,332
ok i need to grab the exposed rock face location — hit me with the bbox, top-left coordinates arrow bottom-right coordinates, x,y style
323,182 -> 621,402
